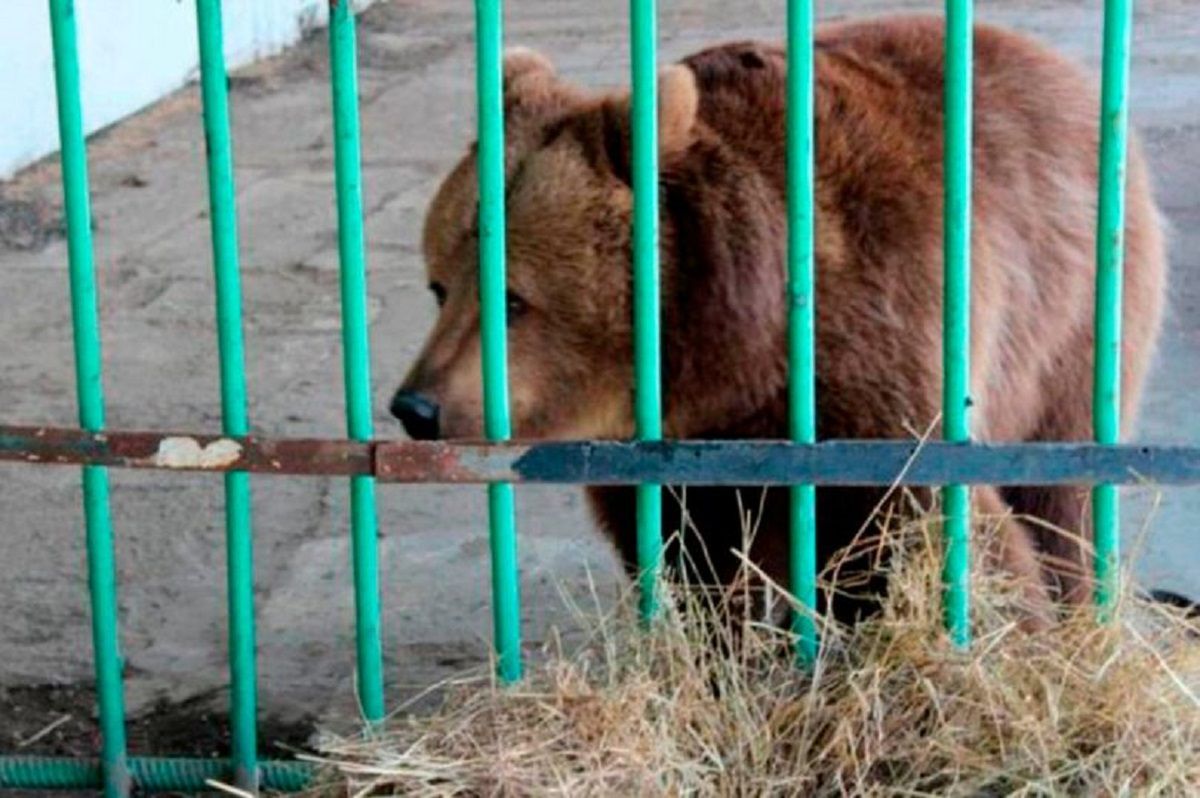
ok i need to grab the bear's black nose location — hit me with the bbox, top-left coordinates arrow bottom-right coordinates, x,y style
390,391 -> 440,440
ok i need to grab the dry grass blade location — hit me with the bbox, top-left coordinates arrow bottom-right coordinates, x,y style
305,509 -> 1200,797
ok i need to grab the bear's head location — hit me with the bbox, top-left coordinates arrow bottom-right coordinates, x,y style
390,47 -> 788,442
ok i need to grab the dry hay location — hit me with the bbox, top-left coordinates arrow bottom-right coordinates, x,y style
303,502 -> 1200,796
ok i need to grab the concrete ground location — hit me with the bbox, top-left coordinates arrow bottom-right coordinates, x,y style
1,0 -> 1197,757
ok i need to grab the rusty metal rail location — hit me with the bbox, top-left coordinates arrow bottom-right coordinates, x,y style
0,425 -> 370,476
3,425 -> 1199,486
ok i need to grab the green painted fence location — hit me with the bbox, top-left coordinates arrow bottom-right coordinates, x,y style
786,0 -> 819,667
630,0 -> 666,626
1093,0 -> 1136,616
475,0 -> 523,686
941,0 -> 974,649
195,0 -> 259,788
45,0 -> 127,793
0,0 -> 1181,794
328,0 -> 386,726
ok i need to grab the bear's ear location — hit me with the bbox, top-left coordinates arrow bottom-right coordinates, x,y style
503,47 -> 566,115
500,47 -> 589,146
657,64 -> 699,156
598,64 -> 700,181
504,48 -> 555,96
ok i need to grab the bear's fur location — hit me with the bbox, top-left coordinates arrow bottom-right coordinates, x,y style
394,16 -> 1166,625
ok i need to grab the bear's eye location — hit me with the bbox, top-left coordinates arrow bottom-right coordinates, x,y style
429,282 -> 447,308
506,291 -> 529,319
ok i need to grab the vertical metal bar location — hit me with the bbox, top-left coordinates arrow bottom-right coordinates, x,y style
942,0 -> 974,647
194,0 -> 258,788
46,1 -> 130,795
629,0 -> 664,623
786,0 -> 818,666
475,0 -> 522,683
328,0 -> 386,718
1092,0 -> 1134,615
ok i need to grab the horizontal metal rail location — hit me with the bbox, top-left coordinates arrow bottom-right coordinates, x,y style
3,425 -> 1198,485
0,756 -> 312,792
0,426 -> 371,475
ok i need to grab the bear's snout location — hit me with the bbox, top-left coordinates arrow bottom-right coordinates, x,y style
391,390 -> 441,440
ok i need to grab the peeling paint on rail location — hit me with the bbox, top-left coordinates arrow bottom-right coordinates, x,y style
154,437 -> 243,469
374,440 -> 523,482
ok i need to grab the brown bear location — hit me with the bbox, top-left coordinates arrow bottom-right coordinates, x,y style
390,15 -> 1167,627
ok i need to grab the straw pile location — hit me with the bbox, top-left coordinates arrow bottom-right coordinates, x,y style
304,503 -> 1200,796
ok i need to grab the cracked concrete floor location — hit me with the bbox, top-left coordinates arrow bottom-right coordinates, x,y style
1,0 -> 1197,753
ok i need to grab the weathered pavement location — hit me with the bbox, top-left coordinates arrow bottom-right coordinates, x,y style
1,0 -> 1197,750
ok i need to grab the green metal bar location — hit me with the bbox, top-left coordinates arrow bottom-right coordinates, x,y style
786,0 -> 818,666
47,2 -> 130,795
329,0 -> 386,720
942,0 -> 974,648
0,756 -> 312,793
475,0 -> 522,683
1092,0 -> 1135,615
630,0 -> 664,623
221,472 -> 257,779
194,1 -> 258,787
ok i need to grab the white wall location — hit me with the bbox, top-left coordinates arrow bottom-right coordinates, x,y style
1,0 -> 372,179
